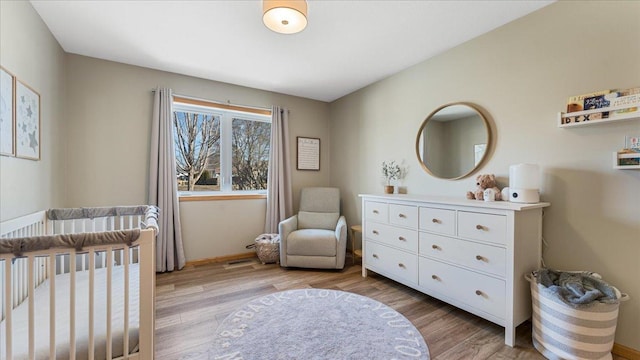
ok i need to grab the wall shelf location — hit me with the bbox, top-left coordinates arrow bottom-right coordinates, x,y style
613,152 -> 640,170
558,102 -> 640,128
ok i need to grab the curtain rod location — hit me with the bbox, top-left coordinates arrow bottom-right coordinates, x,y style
151,89 -> 272,112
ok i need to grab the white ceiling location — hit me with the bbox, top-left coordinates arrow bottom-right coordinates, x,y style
30,0 -> 553,102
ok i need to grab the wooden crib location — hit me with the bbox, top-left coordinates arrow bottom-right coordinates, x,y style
0,206 -> 158,360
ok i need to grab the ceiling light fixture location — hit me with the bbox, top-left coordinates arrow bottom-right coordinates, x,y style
263,0 -> 308,35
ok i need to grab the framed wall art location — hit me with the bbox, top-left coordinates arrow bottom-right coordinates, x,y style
297,136 -> 320,171
474,143 -> 487,166
15,79 -> 40,160
0,66 -> 15,157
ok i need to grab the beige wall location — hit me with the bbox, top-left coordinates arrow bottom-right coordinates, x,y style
65,55 -> 330,260
329,1 -> 640,349
0,1 -> 66,222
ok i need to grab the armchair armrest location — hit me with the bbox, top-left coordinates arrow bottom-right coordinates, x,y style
335,216 -> 347,243
278,215 -> 298,266
335,216 -> 347,269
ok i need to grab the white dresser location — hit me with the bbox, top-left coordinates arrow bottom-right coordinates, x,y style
360,194 -> 550,346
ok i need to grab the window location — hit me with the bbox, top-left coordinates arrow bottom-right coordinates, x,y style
172,98 -> 271,195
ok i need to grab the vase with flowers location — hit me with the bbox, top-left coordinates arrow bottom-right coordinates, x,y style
382,160 -> 401,194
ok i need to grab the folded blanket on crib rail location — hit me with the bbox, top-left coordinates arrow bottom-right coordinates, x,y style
0,229 -> 141,256
535,268 -> 619,307
47,205 -> 152,220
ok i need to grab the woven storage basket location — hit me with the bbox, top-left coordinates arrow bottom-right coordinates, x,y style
251,234 -> 280,264
527,271 -> 629,360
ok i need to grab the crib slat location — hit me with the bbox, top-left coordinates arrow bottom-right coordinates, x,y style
138,231 -> 155,359
69,250 -> 76,360
106,250 -> 113,359
123,246 -> 130,356
28,256 -> 35,359
49,255 -> 56,359
13,259 -> 19,307
88,250 -> 95,360
4,258 -> 13,360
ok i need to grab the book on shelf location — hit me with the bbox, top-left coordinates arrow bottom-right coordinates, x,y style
566,90 -> 610,112
566,87 -> 640,113
609,94 -> 640,116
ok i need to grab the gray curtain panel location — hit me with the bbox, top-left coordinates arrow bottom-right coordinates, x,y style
264,106 -> 293,233
149,88 -> 186,272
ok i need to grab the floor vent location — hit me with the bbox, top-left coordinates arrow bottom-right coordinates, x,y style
227,259 -> 254,265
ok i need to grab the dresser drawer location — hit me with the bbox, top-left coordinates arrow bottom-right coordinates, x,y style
419,207 -> 455,236
364,201 -> 389,224
389,204 -> 418,229
366,222 -> 418,252
419,257 -> 505,320
458,211 -> 507,245
366,241 -> 417,284
419,232 -> 506,277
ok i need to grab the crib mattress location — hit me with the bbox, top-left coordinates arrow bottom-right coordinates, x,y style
0,264 -> 140,360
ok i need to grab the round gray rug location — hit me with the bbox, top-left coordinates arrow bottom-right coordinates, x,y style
187,288 -> 429,359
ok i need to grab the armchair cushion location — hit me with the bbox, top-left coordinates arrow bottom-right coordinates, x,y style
287,229 -> 337,256
298,211 -> 339,230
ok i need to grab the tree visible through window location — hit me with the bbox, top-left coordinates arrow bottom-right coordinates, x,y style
173,112 -> 220,191
173,100 -> 271,193
232,118 -> 270,190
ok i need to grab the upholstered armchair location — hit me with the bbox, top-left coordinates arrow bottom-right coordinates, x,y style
279,187 -> 347,269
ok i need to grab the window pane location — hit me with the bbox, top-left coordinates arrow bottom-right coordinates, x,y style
173,111 -> 221,192
231,118 -> 271,190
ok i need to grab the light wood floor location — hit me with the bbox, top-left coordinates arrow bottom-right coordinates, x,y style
155,257 -> 629,360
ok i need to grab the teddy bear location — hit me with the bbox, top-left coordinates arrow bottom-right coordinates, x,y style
466,174 -> 502,201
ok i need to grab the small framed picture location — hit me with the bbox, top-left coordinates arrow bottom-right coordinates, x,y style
625,135 -> 640,151
0,66 -> 15,157
474,143 -> 487,166
297,136 -> 320,171
15,79 -> 40,160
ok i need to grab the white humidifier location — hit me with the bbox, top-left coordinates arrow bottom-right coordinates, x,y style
509,164 -> 540,203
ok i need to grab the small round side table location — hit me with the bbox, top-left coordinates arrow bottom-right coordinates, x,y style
350,224 -> 362,264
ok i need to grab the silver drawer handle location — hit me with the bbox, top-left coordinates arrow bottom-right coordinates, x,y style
475,255 -> 486,262
398,236 -> 406,241
373,210 -> 379,214
398,263 -> 406,268
372,254 -> 379,259
372,230 -> 379,235
431,244 -> 440,250
476,224 -> 486,231
398,213 -> 406,218
475,290 -> 483,296
432,218 -> 441,224
431,274 -> 439,280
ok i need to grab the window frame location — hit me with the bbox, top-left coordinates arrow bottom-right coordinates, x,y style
172,98 -> 272,199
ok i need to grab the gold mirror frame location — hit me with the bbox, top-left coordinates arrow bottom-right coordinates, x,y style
415,102 -> 492,180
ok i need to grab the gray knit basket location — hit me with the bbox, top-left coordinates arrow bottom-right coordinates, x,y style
252,234 -> 280,264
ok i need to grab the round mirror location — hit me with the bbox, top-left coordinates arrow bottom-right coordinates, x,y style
416,103 -> 491,180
